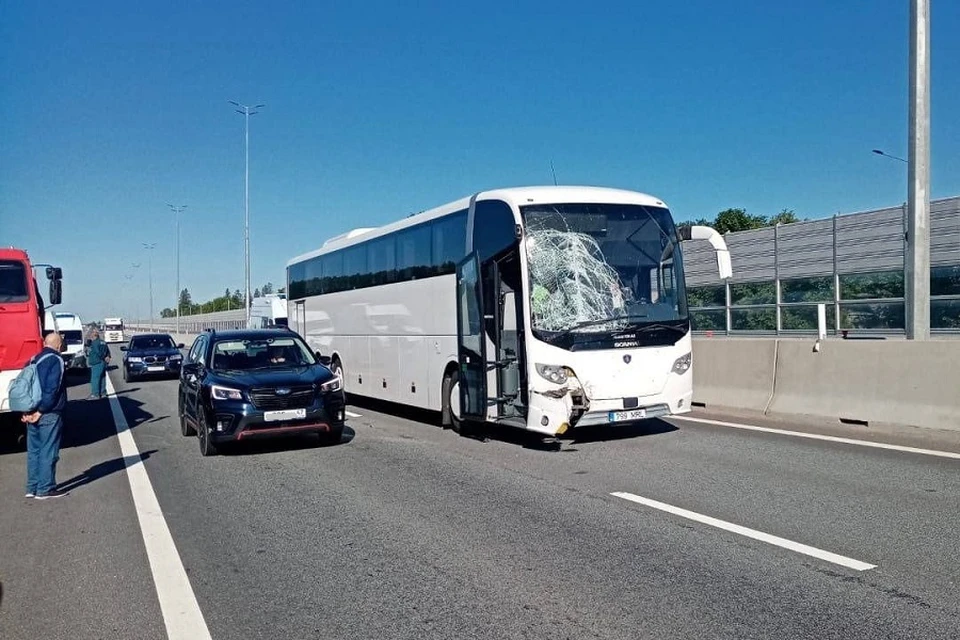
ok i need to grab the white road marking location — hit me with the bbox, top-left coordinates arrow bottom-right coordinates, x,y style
345,410 -> 362,418
673,416 -> 960,461
105,374 -> 213,640
611,491 -> 876,572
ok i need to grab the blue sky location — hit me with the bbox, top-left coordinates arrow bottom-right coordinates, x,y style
2,0 -> 958,322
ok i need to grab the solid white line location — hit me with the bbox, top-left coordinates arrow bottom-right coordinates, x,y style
673,416 -> 960,460
345,410 -> 362,418
611,491 -> 876,572
105,375 -> 213,640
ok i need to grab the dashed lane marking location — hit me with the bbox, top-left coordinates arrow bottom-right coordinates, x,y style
611,491 -> 876,572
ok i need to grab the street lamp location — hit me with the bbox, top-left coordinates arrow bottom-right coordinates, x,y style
129,264 -> 141,327
167,203 -> 187,334
872,149 -> 908,163
229,100 -> 264,327
142,243 -> 156,331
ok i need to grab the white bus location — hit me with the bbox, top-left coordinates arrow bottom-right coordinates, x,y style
104,317 -> 125,343
286,186 -> 731,438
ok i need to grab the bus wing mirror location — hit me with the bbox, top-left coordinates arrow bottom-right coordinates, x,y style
680,225 -> 733,280
48,279 -> 62,305
45,266 -> 62,280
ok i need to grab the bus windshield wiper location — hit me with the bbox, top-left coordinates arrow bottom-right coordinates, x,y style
633,322 -> 687,334
552,314 -> 651,340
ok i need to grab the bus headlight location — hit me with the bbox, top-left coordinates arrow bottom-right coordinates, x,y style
535,364 -> 568,385
671,352 -> 692,375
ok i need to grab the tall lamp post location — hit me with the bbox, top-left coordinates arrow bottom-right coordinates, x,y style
906,0 -> 931,341
229,100 -> 264,327
167,203 -> 187,334
130,263 -> 141,328
142,243 -> 156,331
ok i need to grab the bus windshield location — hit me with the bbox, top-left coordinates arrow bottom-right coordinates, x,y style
520,203 -> 688,341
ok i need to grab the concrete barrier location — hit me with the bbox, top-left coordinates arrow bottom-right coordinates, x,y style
767,339 -> 960,431
691,339 -> 777,413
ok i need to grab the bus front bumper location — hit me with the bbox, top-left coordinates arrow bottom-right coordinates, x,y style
527,389 -> 692,436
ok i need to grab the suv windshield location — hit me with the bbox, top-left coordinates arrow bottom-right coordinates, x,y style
211,335 -> 315,371
521,203 -> 688,341
0,260 -> 29,303
131,336 -> 176,350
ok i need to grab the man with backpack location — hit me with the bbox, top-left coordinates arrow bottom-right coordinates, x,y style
19,332 -> 69,500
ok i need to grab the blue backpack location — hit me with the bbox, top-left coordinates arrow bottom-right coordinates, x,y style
7,352 -> 61,413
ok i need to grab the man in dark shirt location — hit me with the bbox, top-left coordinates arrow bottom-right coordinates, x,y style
21,332 -> 69,500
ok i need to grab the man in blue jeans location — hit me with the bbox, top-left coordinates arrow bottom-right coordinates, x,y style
21,332 -> 69,500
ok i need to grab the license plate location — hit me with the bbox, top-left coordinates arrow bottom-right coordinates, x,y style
147,366 -> 165,372
264,408 -> 307,422
608,408 -> 647,423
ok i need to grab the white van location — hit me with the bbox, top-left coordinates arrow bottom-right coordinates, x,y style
46,311 -> 87,370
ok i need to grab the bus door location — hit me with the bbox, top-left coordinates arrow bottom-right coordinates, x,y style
456,251 -> 527,425
456,254 -> 487,420
294,300 -> 306,338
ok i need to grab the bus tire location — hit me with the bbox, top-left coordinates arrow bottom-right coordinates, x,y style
443,369 -> 474,436
329,357 -> 344,387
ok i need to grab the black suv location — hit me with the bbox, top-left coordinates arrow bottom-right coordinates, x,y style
178,329 -> 346,456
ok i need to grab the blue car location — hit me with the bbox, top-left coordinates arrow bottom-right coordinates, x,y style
121,333 -> 185,382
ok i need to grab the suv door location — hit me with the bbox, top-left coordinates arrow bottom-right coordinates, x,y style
182,335 -> 207,426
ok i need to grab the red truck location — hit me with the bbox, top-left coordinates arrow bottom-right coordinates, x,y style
0,248 -> 63,442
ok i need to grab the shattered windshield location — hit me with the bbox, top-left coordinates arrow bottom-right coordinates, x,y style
521,203 -> 688,339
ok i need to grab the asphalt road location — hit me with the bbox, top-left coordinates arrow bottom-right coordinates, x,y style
2,362 -> 959,639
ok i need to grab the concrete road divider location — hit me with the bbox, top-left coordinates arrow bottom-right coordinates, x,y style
692,339 -> 777,413
768,339 -> 960,431
693,337 -> 960,433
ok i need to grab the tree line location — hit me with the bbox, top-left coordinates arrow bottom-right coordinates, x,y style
160,283 -> 283,318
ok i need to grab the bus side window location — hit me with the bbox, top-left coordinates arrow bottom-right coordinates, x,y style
473,200 -> 516,262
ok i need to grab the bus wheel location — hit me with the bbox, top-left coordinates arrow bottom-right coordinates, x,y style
329,357 -> 344,386
443,369 -> 473,436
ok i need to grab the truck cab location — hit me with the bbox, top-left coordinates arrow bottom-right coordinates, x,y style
0,249 -> 63,416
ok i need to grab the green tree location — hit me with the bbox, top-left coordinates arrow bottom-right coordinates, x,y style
261,282 -> 273,295
178,288 -> 192,316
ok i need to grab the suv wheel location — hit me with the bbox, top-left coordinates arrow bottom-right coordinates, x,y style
198,415 -> 218,457
179,400 -> 196,437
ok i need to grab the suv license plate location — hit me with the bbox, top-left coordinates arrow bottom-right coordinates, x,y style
264,409 -> 307,422
147,366 -> 166,372
608,409 -> 647,423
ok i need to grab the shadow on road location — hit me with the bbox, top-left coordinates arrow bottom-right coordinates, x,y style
56,450 -> 158,493
219,426 -> 356,456
58,394 -> 160,450
346,394 -> 678,450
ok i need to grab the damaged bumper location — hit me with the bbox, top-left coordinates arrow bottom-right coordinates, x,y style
526,371 -> 691,436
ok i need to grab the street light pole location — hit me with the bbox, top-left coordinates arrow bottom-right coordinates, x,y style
906,0 -> 931,340
167,204 -> 187,334
230,100 -> 264,328
142,243 -> 156,331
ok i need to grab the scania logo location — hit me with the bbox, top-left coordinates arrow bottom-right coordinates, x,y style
275,388 -> 292,396
623,355 -> 632,364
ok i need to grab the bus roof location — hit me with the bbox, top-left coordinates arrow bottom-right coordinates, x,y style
286,185 -> 667,266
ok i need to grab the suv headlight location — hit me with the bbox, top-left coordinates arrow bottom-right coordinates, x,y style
211,385 -> 243,401
671,352 -> 692,375
535,363 -> 568,385
170,354 -> 182,361
319,377 -> 342,393
128,356 -> 143,363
